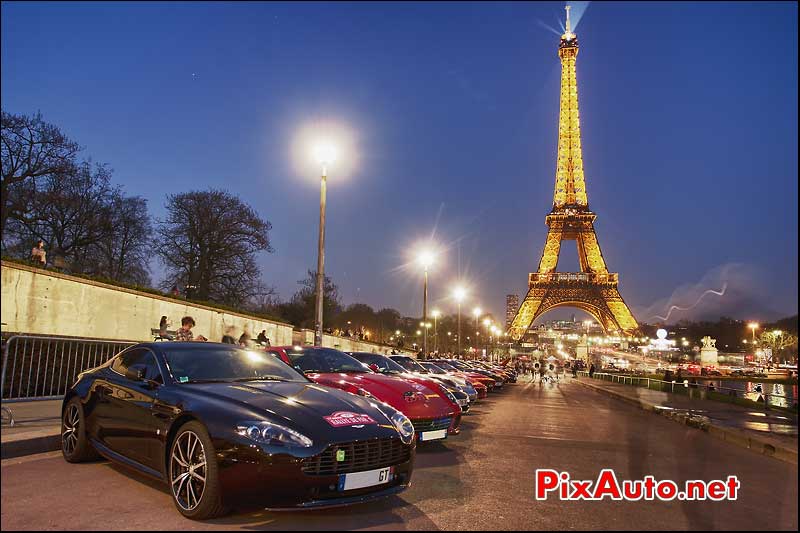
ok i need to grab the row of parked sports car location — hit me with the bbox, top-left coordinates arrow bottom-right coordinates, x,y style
61,342 -> 517,519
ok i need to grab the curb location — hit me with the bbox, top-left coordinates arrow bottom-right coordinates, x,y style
575,379 -> 798,465
1,433 -> 61,459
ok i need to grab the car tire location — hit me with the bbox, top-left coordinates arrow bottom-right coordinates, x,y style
168,421 -> 229,520
61,397 -> 100,463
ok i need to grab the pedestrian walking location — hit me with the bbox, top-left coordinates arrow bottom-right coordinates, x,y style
221,326 -> 237,344
589,363 -> 595,378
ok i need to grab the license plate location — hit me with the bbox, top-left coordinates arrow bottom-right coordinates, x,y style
338,466 -> 393,491
420,429 -> 447,441
457,398 -> 468,406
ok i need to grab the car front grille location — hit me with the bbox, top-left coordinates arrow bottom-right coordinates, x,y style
301,437 -> 411,476
411,416 -> 452,433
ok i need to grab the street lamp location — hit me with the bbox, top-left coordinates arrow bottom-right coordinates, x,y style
432,309 -> 441,354
453,286 -> 467,355
312,141 -> 337,346
473,307 -> 482,338
748,322 -> 759,344
417,249 -> 435,358
482,318 -> 491,359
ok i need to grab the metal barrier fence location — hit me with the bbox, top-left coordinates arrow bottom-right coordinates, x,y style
577,370 -> 792,408
1,335 -> 135,401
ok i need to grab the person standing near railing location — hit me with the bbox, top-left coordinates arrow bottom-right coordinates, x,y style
589,363 -> 595,378
30,240 -> 47,267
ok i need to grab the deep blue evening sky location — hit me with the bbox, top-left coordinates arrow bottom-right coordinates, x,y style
2,1 -> 797,323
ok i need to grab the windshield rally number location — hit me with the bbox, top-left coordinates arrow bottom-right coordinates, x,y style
324,411 -> 377,428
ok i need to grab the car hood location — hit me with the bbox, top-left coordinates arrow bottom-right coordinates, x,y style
305,372 -> 459,419
183,380 -> 400,440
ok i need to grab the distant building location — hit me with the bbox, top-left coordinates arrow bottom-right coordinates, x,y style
506,294 -> 520,330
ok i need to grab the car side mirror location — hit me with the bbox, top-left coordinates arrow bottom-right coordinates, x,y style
125,364 -> 147,382
369,364 -> 380,373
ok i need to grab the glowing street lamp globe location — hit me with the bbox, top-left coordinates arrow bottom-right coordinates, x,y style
453,287 -> 467,302
312,142 -> 338,168
416,250 -> 435,270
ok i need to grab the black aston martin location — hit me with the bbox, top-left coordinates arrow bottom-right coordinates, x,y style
61,342 -> 416,519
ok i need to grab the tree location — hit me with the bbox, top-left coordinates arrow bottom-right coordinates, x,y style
276,270 -> 341,329
758,330 -> 798,365
86,193 -> 153,285
335,303 -> 378,333
1,110 -> 80,242
156,189 -> 272,305
6,161 -> 116,267
376,308 -> 402,343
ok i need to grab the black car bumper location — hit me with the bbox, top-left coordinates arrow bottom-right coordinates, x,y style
215,439 -> 415,509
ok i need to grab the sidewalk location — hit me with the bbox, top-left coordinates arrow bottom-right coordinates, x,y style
1,400 -> 62,459
575,377 -> 798,464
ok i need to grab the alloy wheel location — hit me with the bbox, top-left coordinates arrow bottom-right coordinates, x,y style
170,430 -> 207,511
62,404 -> 80,455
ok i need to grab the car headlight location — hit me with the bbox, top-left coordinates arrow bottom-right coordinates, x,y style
437,383 -> 459,405
236,421 -> 313,448
389,410 -> 415,445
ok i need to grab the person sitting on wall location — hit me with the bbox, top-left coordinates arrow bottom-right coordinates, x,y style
158,316 -> 173,340
175,316 -> 207,342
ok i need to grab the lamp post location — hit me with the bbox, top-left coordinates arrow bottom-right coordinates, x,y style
417,250 -> 434,358
432,310 -> 441,354
312,142 -> 336,346
748,322 -> 759,344
453,287 -> 467,355
483,318 -> 491,360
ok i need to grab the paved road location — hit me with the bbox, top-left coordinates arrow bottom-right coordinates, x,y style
2,378 -> 797,530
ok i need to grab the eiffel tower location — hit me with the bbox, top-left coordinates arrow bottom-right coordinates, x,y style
508,6 -> 639,339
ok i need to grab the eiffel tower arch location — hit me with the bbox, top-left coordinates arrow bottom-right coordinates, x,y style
508,6 -> 639,340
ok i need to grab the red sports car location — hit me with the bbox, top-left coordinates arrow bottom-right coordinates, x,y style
348,352 -> 476,408
429,359 -> 497,393
268,347 -> 461,443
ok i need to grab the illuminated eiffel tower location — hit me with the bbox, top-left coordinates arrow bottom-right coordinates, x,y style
508,6 -> 639,339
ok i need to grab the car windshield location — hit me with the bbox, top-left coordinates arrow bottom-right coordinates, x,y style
420,362 -> 447,375
349,353 -> 407,374
163,345 -> 306,383
286,347 -> 371,374
433,361 -> 458,372
391,356 -> 429,373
